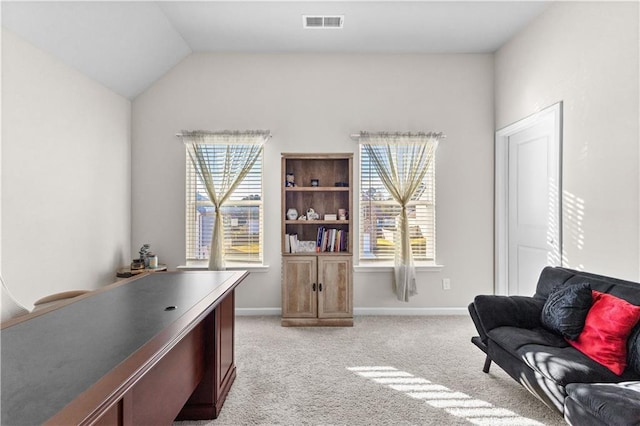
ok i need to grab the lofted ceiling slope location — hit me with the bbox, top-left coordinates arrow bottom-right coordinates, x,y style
2,1 -> 550,99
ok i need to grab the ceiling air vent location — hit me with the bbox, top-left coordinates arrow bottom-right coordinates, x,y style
303,15 -> 344,29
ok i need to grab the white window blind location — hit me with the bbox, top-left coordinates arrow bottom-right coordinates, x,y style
185,146 -> 263,263
359,145 -> 436,261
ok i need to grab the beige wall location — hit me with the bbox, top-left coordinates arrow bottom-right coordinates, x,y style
495,2 -> 640,280
1,29 -> 132,307
6,1 -> 636,313
132,53 -> 495,312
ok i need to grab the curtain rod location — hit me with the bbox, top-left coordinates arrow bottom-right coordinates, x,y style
350,131 -> 445,140
175,130 -> 272,138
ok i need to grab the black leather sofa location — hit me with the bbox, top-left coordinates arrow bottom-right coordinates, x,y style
468,266 -> 640,425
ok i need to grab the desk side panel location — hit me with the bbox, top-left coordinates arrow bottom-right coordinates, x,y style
131,321 -> 205,425
177,290 -> 236,420
219,289 -> 235,392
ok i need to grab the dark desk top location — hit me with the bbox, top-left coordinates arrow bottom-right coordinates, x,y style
1,270 -> 247,425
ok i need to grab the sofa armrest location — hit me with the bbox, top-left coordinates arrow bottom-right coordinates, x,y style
471,295 -> 545,340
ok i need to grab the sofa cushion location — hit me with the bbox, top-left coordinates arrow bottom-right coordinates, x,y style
565,381 -> 640,426
472,295 -> 545,333
541,282 -> 592,340
488,326 -> 640,386
533,267 -> 575,301
568,291 -> 640,375
488,326 -> 568,351
564,269 -> 640,306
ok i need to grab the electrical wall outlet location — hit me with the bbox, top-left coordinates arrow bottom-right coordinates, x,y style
442,278 -> 451,290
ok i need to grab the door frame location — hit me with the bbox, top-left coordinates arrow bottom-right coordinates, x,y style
495,102 -> 563,295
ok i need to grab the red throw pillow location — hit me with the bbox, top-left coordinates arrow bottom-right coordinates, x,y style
567,291 -> 640,375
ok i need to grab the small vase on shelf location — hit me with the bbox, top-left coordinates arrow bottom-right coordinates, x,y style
286,208 -> 298,220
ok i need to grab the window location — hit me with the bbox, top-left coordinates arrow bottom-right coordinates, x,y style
185,146 -> 263,263
359,145 -> 435,261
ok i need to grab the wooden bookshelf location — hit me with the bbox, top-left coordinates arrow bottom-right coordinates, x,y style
281,153 -> 353,327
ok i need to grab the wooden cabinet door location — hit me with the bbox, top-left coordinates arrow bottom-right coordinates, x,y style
282,257 -> 317,318
317,256 -> 352,318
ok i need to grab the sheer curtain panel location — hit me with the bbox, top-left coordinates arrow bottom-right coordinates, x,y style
358,132 -> 442,301
180,130 -> 269,270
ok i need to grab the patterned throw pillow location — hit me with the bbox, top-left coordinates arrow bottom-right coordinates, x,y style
541,282 -> 592,340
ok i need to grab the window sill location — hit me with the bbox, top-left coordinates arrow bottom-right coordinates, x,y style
177,262 -> 269,273
354,262 -> 444,273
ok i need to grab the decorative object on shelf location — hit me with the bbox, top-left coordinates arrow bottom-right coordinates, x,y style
306,208 -> 320,220
148,254 -> 158,269
324,214 -> 337,220
311,179 -> 319,187
131,259 -> 145,270
286,208 -> 299,220
139,244 -> 151,265
335,182 -> 348,187
286,172 -> 296,187
338,208 -> 347,220
298,241 -> 317,253
132,243 -> 160,271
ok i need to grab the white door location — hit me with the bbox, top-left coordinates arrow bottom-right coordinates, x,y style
496,103 -> 562,296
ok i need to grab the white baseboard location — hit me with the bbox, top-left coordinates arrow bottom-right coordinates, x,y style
235,307 -> 467,316
354,307 -> 467,316
236,308 -> 281,316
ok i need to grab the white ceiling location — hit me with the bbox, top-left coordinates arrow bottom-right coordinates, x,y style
2,1 -> 550,99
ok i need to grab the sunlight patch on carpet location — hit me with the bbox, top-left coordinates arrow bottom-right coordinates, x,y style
348,366 -> 397,371
347,366 -> 544,426
389,384 -> 449,392
428,399 -> 492,408
407,391 -> 470,400
373,377 -> 431,384
356,371 -> 414,378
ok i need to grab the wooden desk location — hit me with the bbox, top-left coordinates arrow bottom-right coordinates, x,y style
1,270 -> 248,425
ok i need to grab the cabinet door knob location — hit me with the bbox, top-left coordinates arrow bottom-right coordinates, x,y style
319,283 -> 323,291
312,283 -> 316,291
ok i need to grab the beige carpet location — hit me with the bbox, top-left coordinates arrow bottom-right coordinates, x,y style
176,315 -> 566,426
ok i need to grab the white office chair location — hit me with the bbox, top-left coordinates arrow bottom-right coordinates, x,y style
1,275 -> 30,323
1,275 -> 88,323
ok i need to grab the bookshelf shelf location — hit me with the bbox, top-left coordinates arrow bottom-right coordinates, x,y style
282,252 -> 352,257
284,220 -> 349,225
285,187 -> 349,192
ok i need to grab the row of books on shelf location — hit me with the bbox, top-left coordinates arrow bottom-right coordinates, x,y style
285,228 -> 348,253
